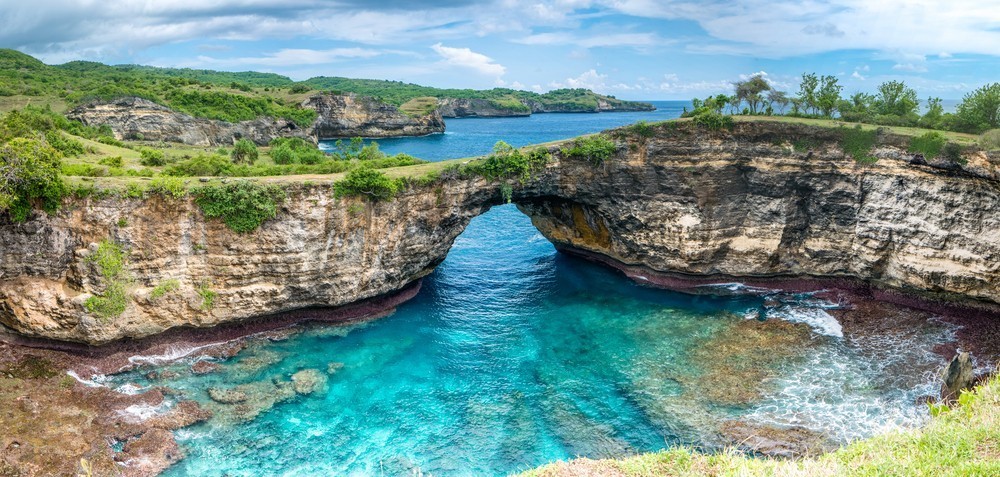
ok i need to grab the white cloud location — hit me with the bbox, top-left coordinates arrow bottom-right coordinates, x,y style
516,32 -> 662,48
550,69 -> 608,90
431,43 -> 506,77
851,70 -> 866,80
195,48 -> 383,67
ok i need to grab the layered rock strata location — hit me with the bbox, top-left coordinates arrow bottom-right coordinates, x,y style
2,121 -> 998,345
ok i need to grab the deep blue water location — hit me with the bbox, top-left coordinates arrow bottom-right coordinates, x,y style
107,105 -> 954,476
319,101 -> 690,161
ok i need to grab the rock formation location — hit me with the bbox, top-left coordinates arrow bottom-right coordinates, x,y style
2,120 -> 999,345
66,97 -> 312,147
304,93 -> 444,138
436,98 -> 530,118
67,93 -> 445,146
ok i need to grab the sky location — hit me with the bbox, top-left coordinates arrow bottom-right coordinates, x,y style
2,0 -> 999,100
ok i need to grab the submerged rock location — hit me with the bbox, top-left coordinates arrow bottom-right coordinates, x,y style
207,387 -> 248,404
291,368 -> 327,395
190,360 -> 219,375
720,420 -> 836,458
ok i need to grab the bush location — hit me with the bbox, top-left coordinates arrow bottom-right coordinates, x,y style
194,180 -> 286,233
465,141 -> 550,181
840,125 -> 878,164
149,176 -> 186,198
692,111 -> 735,130
270,144 -> 295,164
230,139 -> 258,164
163,154 -> 233,176
561,135 -> 616,165
98,155 -> 124,167
44,130 -> 85,156
908,131 -> 947,159
333,167 -> 401,202
150,279 -> 180,301
0,137 -> 66,222
980,129 -> 1000,151
82,239 -> 132,320
139,147 -> 166,166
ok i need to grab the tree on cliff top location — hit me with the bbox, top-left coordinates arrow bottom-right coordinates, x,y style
230,138 -> 258,164
734,74 -> 771,114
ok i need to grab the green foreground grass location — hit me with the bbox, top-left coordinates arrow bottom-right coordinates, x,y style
521,371 -> 1000,477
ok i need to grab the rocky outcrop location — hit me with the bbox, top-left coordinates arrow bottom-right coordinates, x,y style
524,97 -> 657,113
436,98 -> 530,118
67,94 -> 445,146
305,93 -> 444,138
1,120 -> 999,345
67,97 -> 311,147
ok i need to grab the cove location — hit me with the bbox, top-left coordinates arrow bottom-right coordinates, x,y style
107,205 -> 954,476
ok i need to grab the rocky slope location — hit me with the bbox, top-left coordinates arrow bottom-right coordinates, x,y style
67,93 -> 444,146
306,93 -> 444,138
67,97 -> 312,147
436,97 -> 530,118
1,120 -> 998,345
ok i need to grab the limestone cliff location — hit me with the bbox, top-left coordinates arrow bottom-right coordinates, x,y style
305,93 -> 444,138
67,93 -> 445,146
67,97 -> 312,147
436,98 -> 530,118
1,120 -> 998,345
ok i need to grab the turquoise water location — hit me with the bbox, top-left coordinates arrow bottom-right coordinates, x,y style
319,101 -> 691,161
106,106 -> 956,475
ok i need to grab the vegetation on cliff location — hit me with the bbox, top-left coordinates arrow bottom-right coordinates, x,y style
523,370 -> 1000,477
194,180 -> 287,233
83,239 -> 133,320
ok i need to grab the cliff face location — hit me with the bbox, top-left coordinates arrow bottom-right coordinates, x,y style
2,121 -> 998,345
0,178 -> 495,344
305,93 -> 444,138
436,98 -> 530,118
67,97 -> 311,146
517,122 -> 1000,305
67,94 -> 445,146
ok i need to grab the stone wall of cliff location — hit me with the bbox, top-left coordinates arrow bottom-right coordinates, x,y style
306,93 -> 444,138
516,122 -> 1000,305
68,93 -> 445,146
1,120 -> 997,345
436,98 -> 530,118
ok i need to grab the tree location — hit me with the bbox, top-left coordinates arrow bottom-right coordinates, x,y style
816,75 -> 843,118
798,73 -> 819,115
767,90 -> 790,114
873,80 -> 919,116
230,138 -> 258,164
734,74 -> 771,114
954,83 -> 1000,133
919,97 -> 944,129
0,137 -> 66,222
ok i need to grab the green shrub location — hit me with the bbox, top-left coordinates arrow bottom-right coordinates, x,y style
149,176 -> 186,198
163,154 -> 233,176
625,120 -> 656,138
333,167 -> 402,202
197,282 -> 217,310
97,135 -> 125,147
44,130 -> 85,156
194,180 -> 286,232
908,131 -> 947,159
944,143 -> 965,164
561,135 -> 616,165
270,144 -> 295,164
82,239 -> 132,321
230,139 -> 258,164
150,279 -> 180,301
466,141 -> 549,181
139,147 -> 166,166
980,129 -> 1000,151
0,137 -> 66,222
692,111 -> 734,130
98,155 -> 124,167
124,183 -> 144,199
840,125 -> 878,164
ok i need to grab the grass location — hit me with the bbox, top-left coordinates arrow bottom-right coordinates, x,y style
735,115 -> 981,145
521,370 -> 1000,477
399,96 -> 439,117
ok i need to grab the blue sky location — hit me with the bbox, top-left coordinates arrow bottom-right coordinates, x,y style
2,0 -> 999,100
